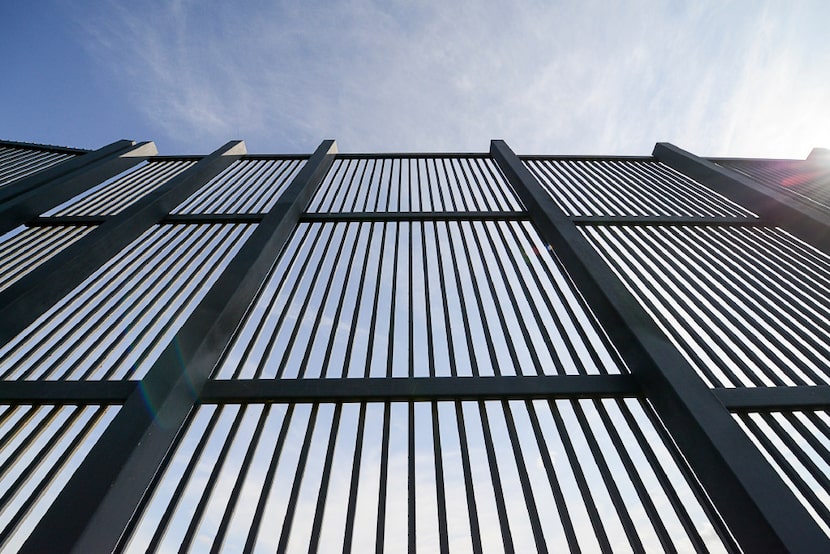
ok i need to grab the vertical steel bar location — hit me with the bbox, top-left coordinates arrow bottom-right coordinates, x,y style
138,408 -> 223,550
407,401 -> 416,554
461,221 -> 521,375
645,225 -> 822,384
431,402 -> 450,553
179,406 -> 247,550
632,397 -> 740,550
430,220 -> 457,377
476,400 -> 515,553
408,222 -> 415,378
501,400 -> 549,553
523,400 -> 580,551
452,221 -> 501,375
613,399 -> 712,552
0,408 -> 80,517
490,222 -> 565,374
503,222 -> 579,374
316,222 -> 368,378
243,404 -> 295,553
740,413 -> 830,522
210,404 -> 269,553
363,222 -> 390,378
386,222 -> 401,378
591,225 -> 769,386
254,223 -> 335,379
470,221 -> 537,374
276,404 -> 320,552
342,403 -> 367,553
441,221 -> 481,377
591,399 -> 673,551
0,407 -> 106,546
308,404 -> 344,553
785,412 -> 830,467
287,222 -> 352,378
418,221 -> 436,377
583,225 -> 735,386
454,401 -> 483,554
375,402 -> 391,554
340,224 -> 376,378
570,400 -> 645,552
547,399 -> 613,553
1,225 -> 180,378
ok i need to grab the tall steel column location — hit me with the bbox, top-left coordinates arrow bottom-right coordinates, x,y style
0,141 -> 244,344
654,142 -> 830,253
19,140 -> 338,554
0,140 -> 157,235
491,139 -> 829,553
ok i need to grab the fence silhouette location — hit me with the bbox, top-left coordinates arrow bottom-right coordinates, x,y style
0,138 -> 829,552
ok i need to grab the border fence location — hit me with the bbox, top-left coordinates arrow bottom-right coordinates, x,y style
0,137 -> 829,552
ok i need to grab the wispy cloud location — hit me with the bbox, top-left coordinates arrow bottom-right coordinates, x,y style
74,0 -> 829,156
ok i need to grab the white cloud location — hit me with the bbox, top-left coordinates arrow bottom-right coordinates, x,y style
74,0 -> 829,157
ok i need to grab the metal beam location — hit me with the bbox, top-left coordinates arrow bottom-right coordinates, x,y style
200,375 -> 640,403
334,152 -> 489,159
0,141 -> 245,346
0,139 -> 89,154
0,140 -> 156,233
30,211 -> 526,227
27,215 -> 109,226
717,386 -> 830,412
654,142 -> 830,253
569,215 -> 766,226
300,210 -> 526,223
491,139 -> 828,552
19,140 -> 338,554
808,148 -> 830,161
0,140 -> 130,203
162,213 -> 266,224
0,381 -> 135,404
29,213 -> 268,226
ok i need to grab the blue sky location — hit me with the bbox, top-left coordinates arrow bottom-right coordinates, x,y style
1,0 -> 828,157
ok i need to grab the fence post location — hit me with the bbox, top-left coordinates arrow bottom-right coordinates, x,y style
654,142 -> 830,253
491,138 -> 828,552
0,141 -> 244,345
0,140 -> 157,234
19,140 -> 337,554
